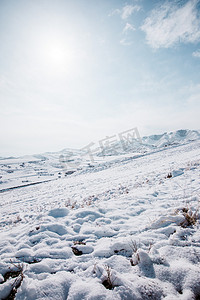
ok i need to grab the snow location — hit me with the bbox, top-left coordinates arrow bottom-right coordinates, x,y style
48,208 -> 69,218
0,130 -> 200,299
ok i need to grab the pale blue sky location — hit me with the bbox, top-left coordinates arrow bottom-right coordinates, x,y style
0,0 -> 200,156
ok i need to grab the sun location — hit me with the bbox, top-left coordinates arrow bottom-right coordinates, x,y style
46,44 -> 67,65
35,34 -> 74,69
32,30 -> 81,74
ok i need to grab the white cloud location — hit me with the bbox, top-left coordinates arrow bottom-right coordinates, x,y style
109,5 -> 140,46
193,49 -> 200,57
109,5 -> 141,19
121,5 -> 141,19
108,8 -> 121,17
123,23 -> 136,34
120,38 -> 133,46
141,0 -> 200,49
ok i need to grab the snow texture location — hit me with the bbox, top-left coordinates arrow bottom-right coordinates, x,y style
0,130 -> 200,299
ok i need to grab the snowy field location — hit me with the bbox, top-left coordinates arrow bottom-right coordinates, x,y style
0,131 -> 200,299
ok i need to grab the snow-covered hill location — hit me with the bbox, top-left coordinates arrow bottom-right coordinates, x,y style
0,130 -> 200,299
142,129 -> 200,148
0,129 -> 199,192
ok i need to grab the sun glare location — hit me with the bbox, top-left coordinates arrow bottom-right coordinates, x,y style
46,44 -> 67,64
35,33 -> 75,69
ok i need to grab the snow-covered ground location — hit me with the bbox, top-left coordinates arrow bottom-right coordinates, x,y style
0,130 -> 200,299
0,129 -> 199,193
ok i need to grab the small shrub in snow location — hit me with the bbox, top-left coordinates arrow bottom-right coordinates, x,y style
130,255 -> 140,266
65,199 -> 78,209
130,240 -> 139,253
13,215 -> 22,224
93,264 -> 117,290
71,240 -> 86,256
166,172 -> 172,178
2,261 -> 24,300
102,265 -> 116,290
73,240 -> 86,246
71,246 -> 83,256
118,184 -> 129,194
180,207 -> 199,227
65,195 -> 98,210
130,240 -> 140,266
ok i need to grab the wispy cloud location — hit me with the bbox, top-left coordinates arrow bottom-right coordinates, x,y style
109,4 -> 140,46
108,8 -> 121,17
122,23 -> 136,34
120,23 -> 135,45
120,38 -> 133,46
193,49 -> 200,57
121,5 -> 141,20
109,4 -> 141,19
141,0 -> 200,49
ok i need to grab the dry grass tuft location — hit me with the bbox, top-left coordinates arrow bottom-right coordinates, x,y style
102,266 -> 116,290
180,207 -> 199,227
2,261 -> 24,300
130,240 -> 140,266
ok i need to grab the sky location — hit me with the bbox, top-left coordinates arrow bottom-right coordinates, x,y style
0,0 -> 200,156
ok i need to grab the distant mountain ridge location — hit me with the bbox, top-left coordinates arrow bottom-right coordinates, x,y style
142,129 -> 200,148
96,129 -> 200,157
1,129 -> 200,161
